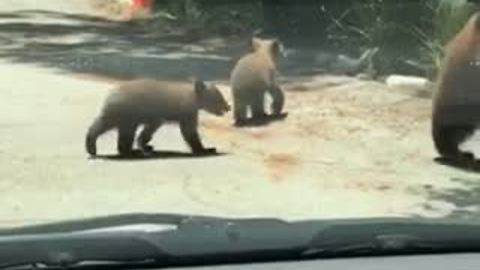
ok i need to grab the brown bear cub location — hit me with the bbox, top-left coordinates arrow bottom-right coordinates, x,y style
86,79 -> 230,157
230,37 -> 288,126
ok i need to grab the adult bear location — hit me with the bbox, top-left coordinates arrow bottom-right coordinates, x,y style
432,11 -> 480,162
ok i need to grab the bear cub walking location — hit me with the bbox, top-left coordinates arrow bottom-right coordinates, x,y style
86,79 -> 230,157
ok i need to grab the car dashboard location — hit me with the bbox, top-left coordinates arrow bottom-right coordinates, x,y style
167,253 -> 479,270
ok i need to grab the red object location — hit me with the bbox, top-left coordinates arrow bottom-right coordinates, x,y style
132,0 -> 151,9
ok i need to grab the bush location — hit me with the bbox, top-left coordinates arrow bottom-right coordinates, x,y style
324,0 -> 427,74
151,0 -> 264,36
321,0 -> 478,77
420,0 -> 477,77
147,0 -> 479,76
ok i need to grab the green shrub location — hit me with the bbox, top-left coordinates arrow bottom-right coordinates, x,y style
420,0 -> 476,77
147,0 -> 479,76
323,0 -> 478,77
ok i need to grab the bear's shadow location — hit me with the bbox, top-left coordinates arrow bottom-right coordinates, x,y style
235,113 -> 288,127
434,157 -> 480,173
93,150 -> 227,161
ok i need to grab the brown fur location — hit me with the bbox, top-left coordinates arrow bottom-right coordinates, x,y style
86,79 -> 230,157
432,11 -> 480,161
230,37 -> 287,126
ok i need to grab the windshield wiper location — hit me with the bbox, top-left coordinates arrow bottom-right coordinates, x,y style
2,214 -> 480,269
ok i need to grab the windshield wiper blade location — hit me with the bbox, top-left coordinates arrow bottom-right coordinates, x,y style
303,218 -> 480,258
3,215 -> 480,269
0,214 -> 314,269
0,231 -> 162,268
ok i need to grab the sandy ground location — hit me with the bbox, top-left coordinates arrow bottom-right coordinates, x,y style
0,0 -> 94,14
1,1 -> 480,227
2,60 -> 480,227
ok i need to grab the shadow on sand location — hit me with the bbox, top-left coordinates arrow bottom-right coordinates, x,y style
0,10 -> 330,82
0,10 -> 240,81
434,157 -> 480,174
92,149 -> 228,161
234,113 -> 288,127
424,176 -> 480,220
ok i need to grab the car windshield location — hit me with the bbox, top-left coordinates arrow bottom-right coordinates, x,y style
1,0 -> 480,230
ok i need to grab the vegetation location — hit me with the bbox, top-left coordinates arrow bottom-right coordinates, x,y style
148,0 -> 479,77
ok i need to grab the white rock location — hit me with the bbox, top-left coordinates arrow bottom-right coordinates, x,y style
386,75 -> 431,90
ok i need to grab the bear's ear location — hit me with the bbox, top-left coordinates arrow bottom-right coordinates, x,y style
473,12 -> 480,30
250,37 -> 262,52
271,39 -> 282,57
194,79 -> 207,96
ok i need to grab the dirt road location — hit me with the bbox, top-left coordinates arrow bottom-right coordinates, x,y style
0,0 -> 94,14
1,60 -> 480,226
1,2 -> 480,226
